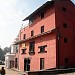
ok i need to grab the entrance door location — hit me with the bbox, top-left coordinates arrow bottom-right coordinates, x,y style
24,58 -> 30,71
15,58 -> 18,68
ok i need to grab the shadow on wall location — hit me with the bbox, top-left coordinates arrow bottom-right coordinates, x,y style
27,68 -> 75,75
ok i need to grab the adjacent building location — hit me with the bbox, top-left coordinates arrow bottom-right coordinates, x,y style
15,0 -> 75,72
5,38 -> 19,68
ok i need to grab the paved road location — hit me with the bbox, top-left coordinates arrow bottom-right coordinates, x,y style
1,65 -> 75,75
0,65 -> 22,75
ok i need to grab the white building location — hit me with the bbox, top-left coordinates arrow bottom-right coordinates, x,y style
5,38 -> 19,68
5,53 -> 15,68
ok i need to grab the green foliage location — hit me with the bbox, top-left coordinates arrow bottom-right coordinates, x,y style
0,47 -> 11,61
0,48 -> 5,61
3,47 -> 11,55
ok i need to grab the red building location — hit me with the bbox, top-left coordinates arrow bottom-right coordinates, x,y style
15,0 -> 75,72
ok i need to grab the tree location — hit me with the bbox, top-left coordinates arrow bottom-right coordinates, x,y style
3,47 -> 11,55
0,46 -> 11,61
0,48 -> 5,61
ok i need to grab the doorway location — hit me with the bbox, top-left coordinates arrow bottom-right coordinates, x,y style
24,58 -> 30,71
15,58 -> 18,68
10,61 -> 14,68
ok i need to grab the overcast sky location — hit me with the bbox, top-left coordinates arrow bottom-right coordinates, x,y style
0,0 -> 75,49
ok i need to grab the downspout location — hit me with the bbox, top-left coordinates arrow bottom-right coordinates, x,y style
57,28 -> 61,68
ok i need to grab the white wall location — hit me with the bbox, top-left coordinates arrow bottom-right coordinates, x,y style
11,44 -> 19,53
5,53 -> 15,68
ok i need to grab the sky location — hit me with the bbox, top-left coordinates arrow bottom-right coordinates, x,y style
0,0 -> 75,49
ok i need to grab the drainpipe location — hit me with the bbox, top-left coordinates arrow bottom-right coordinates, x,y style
57,28 -> 61,68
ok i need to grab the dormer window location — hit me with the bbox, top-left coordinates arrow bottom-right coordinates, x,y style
29,18 -> 34,25
41,12 -> 44,19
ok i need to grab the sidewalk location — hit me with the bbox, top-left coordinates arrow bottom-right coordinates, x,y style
11,68 -> 25,75
1,65 -> 75,75
0,65 -> 22,75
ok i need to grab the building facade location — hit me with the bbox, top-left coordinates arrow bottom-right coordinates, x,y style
5,38 -> 19,68
15,0 -> 75,72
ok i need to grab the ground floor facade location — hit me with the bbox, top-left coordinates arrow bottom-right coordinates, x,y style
16,33 -> 57,71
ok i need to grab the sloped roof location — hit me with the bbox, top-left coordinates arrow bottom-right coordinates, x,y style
23,1 -> 54,21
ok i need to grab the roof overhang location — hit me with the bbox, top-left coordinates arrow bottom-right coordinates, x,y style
23,1 -> 54,21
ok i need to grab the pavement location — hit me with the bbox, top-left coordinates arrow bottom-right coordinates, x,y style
0,65 -> 75,75
0,65 -> 22,75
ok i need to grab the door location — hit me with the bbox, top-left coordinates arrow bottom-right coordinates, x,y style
15,58 -> 18,68
24,58 -> 30,71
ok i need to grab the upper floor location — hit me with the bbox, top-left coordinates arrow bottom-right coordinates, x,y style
19,1 -> 55,41
18,0 -> 75,42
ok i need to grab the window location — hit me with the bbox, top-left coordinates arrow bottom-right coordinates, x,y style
29,18 -> 34,25
41,26 -> 44,33
63,23 -> 67,28
62,7 -> 66,12
64,58 -> 69,63
40,58 -> 44,70
64,38 -> 68,43
31,30 -> 34,37
23,34 -> 26,39
38,45 -> 47,53
41,12 -> 44,19
21,49 -> 26,54
16,46 -> 18,53
29,41 -> 35,55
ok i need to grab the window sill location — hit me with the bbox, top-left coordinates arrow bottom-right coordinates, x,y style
29,51 -> 35,55
38,51 -> 47,53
